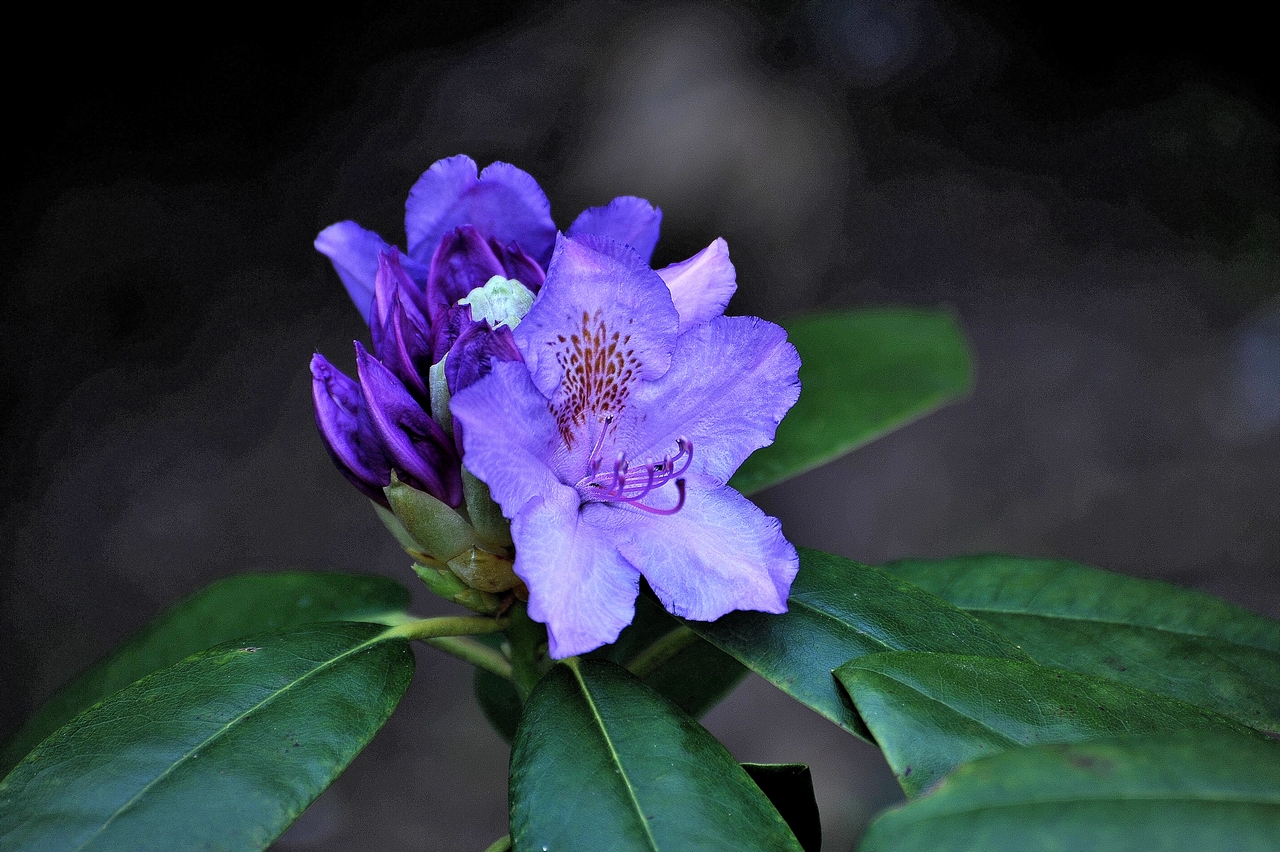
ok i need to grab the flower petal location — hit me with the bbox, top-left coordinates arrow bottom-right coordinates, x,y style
315,222 -> 428,324
424,225 -> 507,322
449,360 -> 565,519
605,476 -> 796,622
513,488 -> 641,658
566,196 -> 663,263
405,155 -> 556,268
656,238 -> 738,332
445,322 -> 523,395
356,342 -> 462,506
309,353 -> 391,503
491,238 -> 546,291
625,315 -> 801,484
514,234 -> 680,402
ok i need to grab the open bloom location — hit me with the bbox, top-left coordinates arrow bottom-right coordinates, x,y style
451,234 -> 801,658
310,155 -> 670,510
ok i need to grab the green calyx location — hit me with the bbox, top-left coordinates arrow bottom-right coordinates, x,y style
458,275 -> 535,329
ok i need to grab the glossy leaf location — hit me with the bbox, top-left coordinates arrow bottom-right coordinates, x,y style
837,651 -> 1257,796
858,730 -> 1280,852
476,595 -> 748,745
0,622 -> 414,852
731,308 -> 972,496
884,556 -> 1280,734
2,572 -> 411,771
509,660 -> 804,852
688,548 -> 1028,739
742,764 -> 821,852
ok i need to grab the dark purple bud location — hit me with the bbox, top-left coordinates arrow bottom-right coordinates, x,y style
370,250 -> 429,356
431,302 -> 475,363
380,293 -> 434,405
310,353 -> 392,506
425,226 -> 507,323
355,341 -> 463,507
445,321 -> 524,395
490,237 -> 545,292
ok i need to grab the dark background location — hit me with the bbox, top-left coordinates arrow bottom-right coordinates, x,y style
2,1 -> 1276,848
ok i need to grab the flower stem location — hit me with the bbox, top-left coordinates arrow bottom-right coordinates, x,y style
625,625 -> 699,678
384,614 -> 507,642
481,835 -> 512,852
424,635 -> 513,680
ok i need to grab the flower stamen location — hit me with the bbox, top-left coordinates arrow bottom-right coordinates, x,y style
580,437 -> 692,514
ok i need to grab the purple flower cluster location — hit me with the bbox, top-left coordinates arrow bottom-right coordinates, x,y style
312,155 -> 801,657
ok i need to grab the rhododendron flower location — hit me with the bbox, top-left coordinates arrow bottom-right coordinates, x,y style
451,234 -> 801,658
310,155 -> 666,509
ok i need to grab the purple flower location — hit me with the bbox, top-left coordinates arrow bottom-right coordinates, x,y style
310,155 -> 671,512
450,234 -> 801,658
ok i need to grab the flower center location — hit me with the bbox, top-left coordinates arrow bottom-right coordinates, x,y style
458,275 -> 535,329
550,310 -> 640,448
577,430 -> 692,516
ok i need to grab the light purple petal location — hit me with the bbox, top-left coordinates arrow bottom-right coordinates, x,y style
566,196 -> 663,263
309,353 -> 391,503
405,155 -> 556,268
315,222 -> 429,325
449,360 -> 565,519
624,315 -> 801,484
356,342 -> 462,506
513,489 -> 641,658
514,234 -> 679,403
656,238 -> 737,332
603,476 -> 796,622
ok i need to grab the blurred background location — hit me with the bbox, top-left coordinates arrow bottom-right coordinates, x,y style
2,1 -> 1276,848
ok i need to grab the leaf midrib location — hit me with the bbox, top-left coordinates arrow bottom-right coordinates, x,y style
71,625 -> 394,852
570,663 -> 662,852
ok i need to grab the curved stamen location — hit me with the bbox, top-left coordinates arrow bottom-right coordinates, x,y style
579,438 -> 692,515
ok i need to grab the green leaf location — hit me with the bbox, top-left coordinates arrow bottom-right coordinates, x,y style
837,651 -> 1258,797
0,622 -> 414,852
2,572 -> 411,771
858,730 -> 1280,852
883,556 -> 1280,734
742,764 -> 821,852
687,548 -> 1029,739
730,308 -> 972,496
509,659 -> 804,852
477,596 -> 749,745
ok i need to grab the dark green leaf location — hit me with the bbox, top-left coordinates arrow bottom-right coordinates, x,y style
0,622 -> 414,852
742,764 -> 821,852
858,730 -> 1280,852
479,596 -> 748,745
883,556 -> 1280,733
2,572 -> 411,771
687,549 -> 1028,739
837,651 -> 1258,796
509,660 -> 804,852
731,308 -> 972,496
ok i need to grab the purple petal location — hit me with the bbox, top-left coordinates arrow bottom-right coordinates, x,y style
370,251 -> 430,363
512,488 -> 641,658
315,222 -> 429,325
380,295 -> 433,404
405,155 -> 556,268
491,238 -> 546,291
425,226 -> 507,323
449,360 -> 566,519
622,315 -> 801,485
309,353 -> 391,504
431,303 -> 473,363
656,238 -> 737,332
514,234 -> 680,402
566,196 -> 663,263
356,342 -> 462,506
445,322 -> 524,395
604,476 -> 796,622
